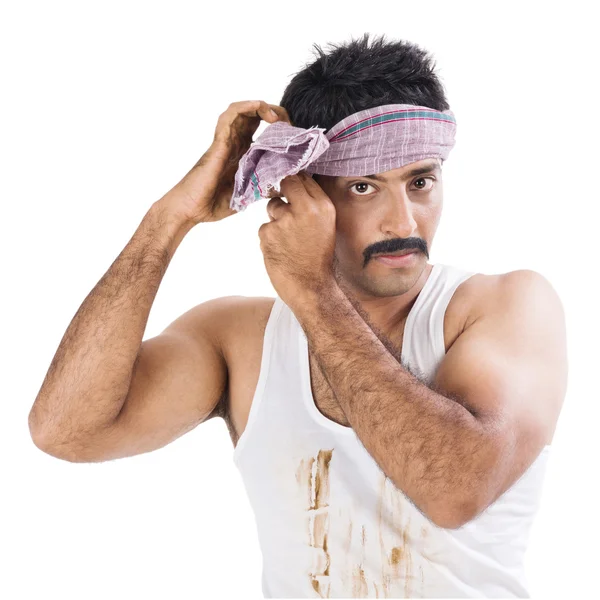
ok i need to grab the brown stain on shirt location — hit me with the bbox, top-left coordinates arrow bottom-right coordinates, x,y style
297,449 -> 333,598
297,452 -> 426,597
390,545 -> 404,581
314,449 -> 332,509
352,564 -> 369,597
378,471 -> 418,597
350,524 -> 370,597
295,456 -> 314,511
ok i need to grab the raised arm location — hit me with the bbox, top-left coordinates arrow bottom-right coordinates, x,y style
28,99 -> 290,461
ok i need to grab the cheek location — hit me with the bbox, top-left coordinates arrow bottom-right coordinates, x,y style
330,220 -> 371,260
331,209 -> 368,240
424,201 -> 443,224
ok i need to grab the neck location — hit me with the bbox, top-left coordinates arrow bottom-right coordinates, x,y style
336,262 -> 434,338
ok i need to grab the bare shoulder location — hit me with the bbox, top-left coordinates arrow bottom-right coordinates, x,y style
457,268 -> 564,329
184,295 -> 276,423
193,295 -> 277,363
444,270 -> 497,333
499,268 -> 562,298
495,269 -> 565,327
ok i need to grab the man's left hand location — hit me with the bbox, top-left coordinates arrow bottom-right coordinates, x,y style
258,171 -> 337,310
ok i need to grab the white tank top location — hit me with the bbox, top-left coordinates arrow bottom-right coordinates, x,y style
232,262 -> 551,598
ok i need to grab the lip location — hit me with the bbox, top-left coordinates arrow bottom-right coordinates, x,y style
374,251 -> 418,266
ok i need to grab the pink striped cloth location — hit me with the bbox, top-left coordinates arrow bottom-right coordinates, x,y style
229,103 -> 457,212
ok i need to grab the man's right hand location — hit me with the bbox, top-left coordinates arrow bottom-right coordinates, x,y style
162,100 -> 291,225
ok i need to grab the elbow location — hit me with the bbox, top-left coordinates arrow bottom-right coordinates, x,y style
29,428 -> 82,463
28,410 -> 88,463
431,432 -> 507,529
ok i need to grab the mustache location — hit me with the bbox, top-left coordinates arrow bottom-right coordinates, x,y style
363,238 -> 428,267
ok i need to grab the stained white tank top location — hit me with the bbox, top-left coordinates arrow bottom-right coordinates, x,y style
232,262 -> 551,598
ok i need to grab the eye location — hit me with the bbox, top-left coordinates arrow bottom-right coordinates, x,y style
349,176 -> 436,196
350,182 -> 376,196
412,176 -> 436,191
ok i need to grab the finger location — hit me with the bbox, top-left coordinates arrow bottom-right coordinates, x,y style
222,100 -> 279,125
266,197 -> 288,221
279,173 -> 308,198
267,105 -> 292,124
296,172 -> 335,213
255,100 -> 280,123
279,173 -> 314,211
286,171 -> 320,199
243,100 -> 279,123
297,170 -> 323,195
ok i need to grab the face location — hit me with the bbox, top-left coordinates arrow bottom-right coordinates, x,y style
313,158 -> 443,300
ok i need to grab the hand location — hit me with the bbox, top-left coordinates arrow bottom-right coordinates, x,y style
161,100 -> 291,225
258,171 -> 337,309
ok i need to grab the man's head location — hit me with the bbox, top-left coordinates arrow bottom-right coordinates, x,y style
279,34 -> 449,300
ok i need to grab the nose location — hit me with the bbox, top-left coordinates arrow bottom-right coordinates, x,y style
380,191 -> 418,238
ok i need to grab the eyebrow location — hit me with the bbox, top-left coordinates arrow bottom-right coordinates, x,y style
361,160 -> 441,182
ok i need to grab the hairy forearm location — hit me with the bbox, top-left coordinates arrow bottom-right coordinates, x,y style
28,196 -> 195,448
293,281 -> 502,527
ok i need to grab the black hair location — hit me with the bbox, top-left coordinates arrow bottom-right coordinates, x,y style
279,33 -> 450,133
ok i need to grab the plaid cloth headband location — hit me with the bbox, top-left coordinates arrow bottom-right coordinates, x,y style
230,103 -> 457,212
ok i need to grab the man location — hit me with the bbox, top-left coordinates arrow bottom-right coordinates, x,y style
28,33 -> 567,598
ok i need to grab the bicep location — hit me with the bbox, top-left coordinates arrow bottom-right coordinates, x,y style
113,325 -> 228,456
63,299 -> 231,463
432,270 -> 568,495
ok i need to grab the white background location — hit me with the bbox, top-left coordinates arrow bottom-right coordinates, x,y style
2,1 -> 597,598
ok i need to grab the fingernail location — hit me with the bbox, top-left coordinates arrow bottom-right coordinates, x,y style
270,109 -> 278,119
